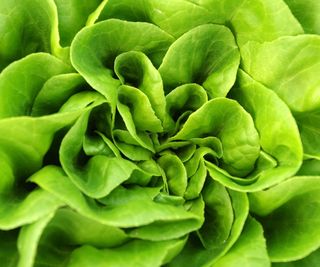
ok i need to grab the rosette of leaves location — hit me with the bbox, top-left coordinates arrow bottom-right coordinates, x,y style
0,0 -> 319,266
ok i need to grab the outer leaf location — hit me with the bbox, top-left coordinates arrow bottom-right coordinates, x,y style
222,70 -> 303,191
295,109 -> 320,159
31,73 -> 87,116
198,180 -> 234,250
54,0 -> 101,46
148,0 -> 212,38
0,230 -> 19,266
249,176 -> 320,216
97,0 -> 303,45
226,0 -> 303,46
127,197 -> 204,241
272,249 -> 320,267
0,112 -> 83,229
17,213 -> 55,267
297,159 -> 320,176
0,0 -> 62,70
284,0 -> 320,34
240,35 -> 320,113
0,112 -> 83,193
31,166 -> 204,238
98,0 -> 153,23
211,217 -> 270,267
40,208 -> 128,248
189,0 -> 303,45
169,189 -> 248,267
33,208 -> 128,266
159,24 -> 240,98
98,0 -> 212,37
0,189 -> 62,230
68,238 -> 187,267
59,93 -> 106,117
250,176 -> 320,262
0,53 -> 72,118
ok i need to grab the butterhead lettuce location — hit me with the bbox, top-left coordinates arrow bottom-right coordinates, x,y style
0,0 -> 319,266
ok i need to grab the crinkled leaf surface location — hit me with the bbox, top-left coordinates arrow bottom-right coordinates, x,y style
241,35 -> 320,113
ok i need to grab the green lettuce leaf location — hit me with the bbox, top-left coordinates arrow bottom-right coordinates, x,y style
0,0 -> 319,266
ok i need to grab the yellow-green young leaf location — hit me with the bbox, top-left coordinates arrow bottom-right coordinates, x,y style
172,97 -> 260,178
